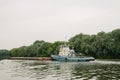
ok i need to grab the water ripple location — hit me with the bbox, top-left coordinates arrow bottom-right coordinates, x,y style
0,60 -> 120,80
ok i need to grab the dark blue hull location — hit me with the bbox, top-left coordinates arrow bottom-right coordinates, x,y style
51,55 -> 95,62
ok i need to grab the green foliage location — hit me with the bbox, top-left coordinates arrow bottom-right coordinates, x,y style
69,29 -> 120,59
0,49 -> 10,59
10,40 -> 64,57
9,28 -> 120,59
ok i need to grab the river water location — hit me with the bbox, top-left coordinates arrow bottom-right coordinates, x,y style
0,60 -> 120,80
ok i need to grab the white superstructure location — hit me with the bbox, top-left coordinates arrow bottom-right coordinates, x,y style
59,45 -> 76,57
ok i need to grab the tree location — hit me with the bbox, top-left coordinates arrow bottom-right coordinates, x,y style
9,28 -> 120,59
0,49 -> 10,59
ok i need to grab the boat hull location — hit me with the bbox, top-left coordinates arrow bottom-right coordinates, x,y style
51,55 -> 95,62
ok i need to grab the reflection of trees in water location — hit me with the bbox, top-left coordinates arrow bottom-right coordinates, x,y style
17,61 -> 77,79
11,60 -> 50,79
12,60 -> 120,80
72,63 -> 120,80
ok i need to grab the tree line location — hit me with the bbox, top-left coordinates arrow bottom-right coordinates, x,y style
0,28 -> 120,59
10,41 -> 64,57
69,29 -> 120,59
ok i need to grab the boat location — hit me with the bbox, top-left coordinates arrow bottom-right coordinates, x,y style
51,45 -> 95,62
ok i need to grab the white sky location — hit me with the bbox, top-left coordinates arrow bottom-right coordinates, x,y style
0,0 -> 120,49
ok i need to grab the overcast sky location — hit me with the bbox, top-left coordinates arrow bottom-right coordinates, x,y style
0,0 -> 120,49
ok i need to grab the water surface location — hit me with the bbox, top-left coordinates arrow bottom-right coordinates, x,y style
0,60 -> 120,80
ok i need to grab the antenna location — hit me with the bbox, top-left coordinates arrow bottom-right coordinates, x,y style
65,36 -> 67,42
64,36 -> 67,46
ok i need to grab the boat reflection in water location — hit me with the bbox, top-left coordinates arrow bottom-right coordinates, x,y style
51,45 -> 95,62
